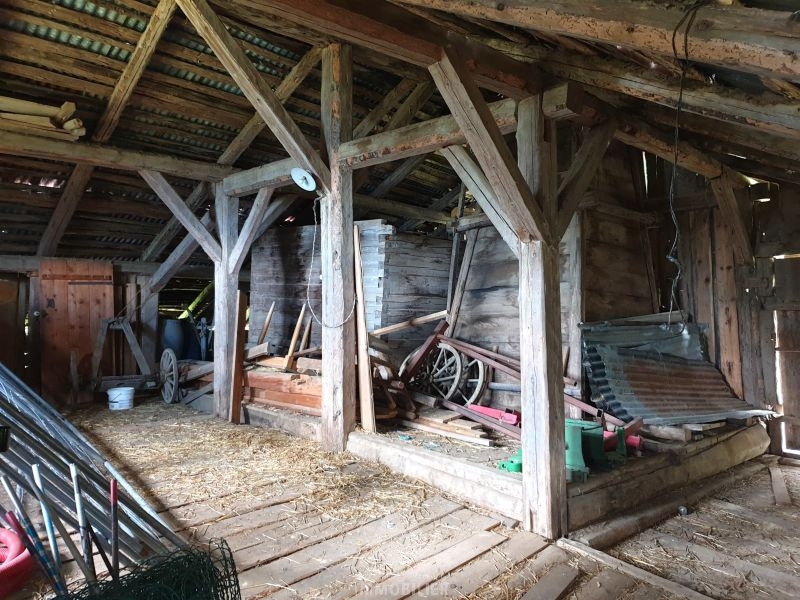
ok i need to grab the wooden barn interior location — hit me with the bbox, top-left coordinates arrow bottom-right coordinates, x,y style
0,1 -> 799,598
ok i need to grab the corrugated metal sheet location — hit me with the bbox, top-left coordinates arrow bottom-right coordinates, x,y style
585,345 -> 773,426
581,319 -> 708,361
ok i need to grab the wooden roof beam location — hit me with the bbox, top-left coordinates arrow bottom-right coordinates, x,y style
555,118 -> 618,240
480,39 -> 800,139
430,44 -> 551,245
140,46 -> 322,261
440,146 -> 519,257
233,0 -> 543,98
140,170 -> 222,263
226,97 -> 519,193
394,0 -> 800,80
37,0 -> 177,256
176,0 -> 331,195
0,132 -> 235,180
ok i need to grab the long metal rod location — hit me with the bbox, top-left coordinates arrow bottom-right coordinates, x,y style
2,476 -> 68,595
17,468 -> 95,581
70,463 -> 97,583
0,397 -> 175,549
32,463 -> 61,572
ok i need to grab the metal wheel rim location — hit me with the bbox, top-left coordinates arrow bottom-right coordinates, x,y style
401,342 -> 463,401
454,355 -> 488,406
159,348 -> 179,404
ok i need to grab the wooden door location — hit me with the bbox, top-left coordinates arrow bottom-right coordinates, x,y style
33,259 -> 114,405
0,274 -> 26,377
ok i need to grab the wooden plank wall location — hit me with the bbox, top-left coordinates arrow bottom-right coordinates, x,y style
582,210 -> 655,321
451,226 -> 576,409
380,233 -> 451,358
249,220 -> 449,358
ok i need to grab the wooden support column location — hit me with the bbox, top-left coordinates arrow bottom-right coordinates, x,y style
518,240 -> 566,539
713,208 -> 744,399
136,276 -> 159,372
213,184 -> 239,418
320,43 -> 356,453
515,94 -> 566,538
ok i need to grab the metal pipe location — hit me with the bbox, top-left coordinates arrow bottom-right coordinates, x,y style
0,408 -> 168,553
1,476 -> 67,595
70,463 -> 97,583
111,479 -> 119,578
32,463 -> 61,572
487,382 -> 521,392
6,466 -> 95,581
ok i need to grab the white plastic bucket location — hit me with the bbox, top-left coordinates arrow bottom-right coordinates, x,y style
107,387 -> 134,411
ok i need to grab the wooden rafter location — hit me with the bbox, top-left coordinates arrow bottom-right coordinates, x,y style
555,118 -> 618,239
430,44 -> 551,245
234,0 -> 542,98
481,39 -> 800,140
0,132 -> 235,180
176,0 -> 332,195
394,0 -> 800,80
140,170 -> 222,263
141,46 -> 323,261
36,0 -> 177,256
440,146 -> 519,257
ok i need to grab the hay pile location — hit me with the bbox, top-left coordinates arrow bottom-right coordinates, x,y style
67,401 -> 431,525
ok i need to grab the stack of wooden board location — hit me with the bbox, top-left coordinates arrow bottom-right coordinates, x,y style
0,96 -> 85,140
399,405 -> 494,446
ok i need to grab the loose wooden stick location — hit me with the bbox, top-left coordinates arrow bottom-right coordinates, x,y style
354,225 -> 376,432
370,310 -> 448,337
257,301 -> 276,345
299,317 -> 313,352
283,304 -> 307,371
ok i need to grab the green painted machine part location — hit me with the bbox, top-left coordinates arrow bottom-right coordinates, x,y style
498,449 -> 522,472
565,422 -> 590,483
499,420 -> 627,482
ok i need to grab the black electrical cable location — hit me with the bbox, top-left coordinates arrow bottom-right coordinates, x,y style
665,0 -> 711,328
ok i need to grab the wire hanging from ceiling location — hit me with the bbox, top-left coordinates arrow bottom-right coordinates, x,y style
665,0 -> 711,327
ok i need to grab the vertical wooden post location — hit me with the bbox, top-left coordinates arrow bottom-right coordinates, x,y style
320,43 -> 356,452
516,93 -> 566,539
713,209 -> 743,398
518,240 -> 566,539
229,290 -> 247,424
689,209 -> 716,360
213,183 -> 239,418
136,276 -> 159,373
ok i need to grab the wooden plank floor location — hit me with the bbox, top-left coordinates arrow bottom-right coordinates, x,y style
611,461 -> 800,600
14,401 -> 698,599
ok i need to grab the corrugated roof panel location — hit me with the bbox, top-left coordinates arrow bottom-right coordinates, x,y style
585,346 -> 774,426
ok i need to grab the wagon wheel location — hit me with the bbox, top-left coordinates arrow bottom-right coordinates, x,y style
400,342 -> 463,401
159,348 -> 179,404
453,355 -> 488,406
